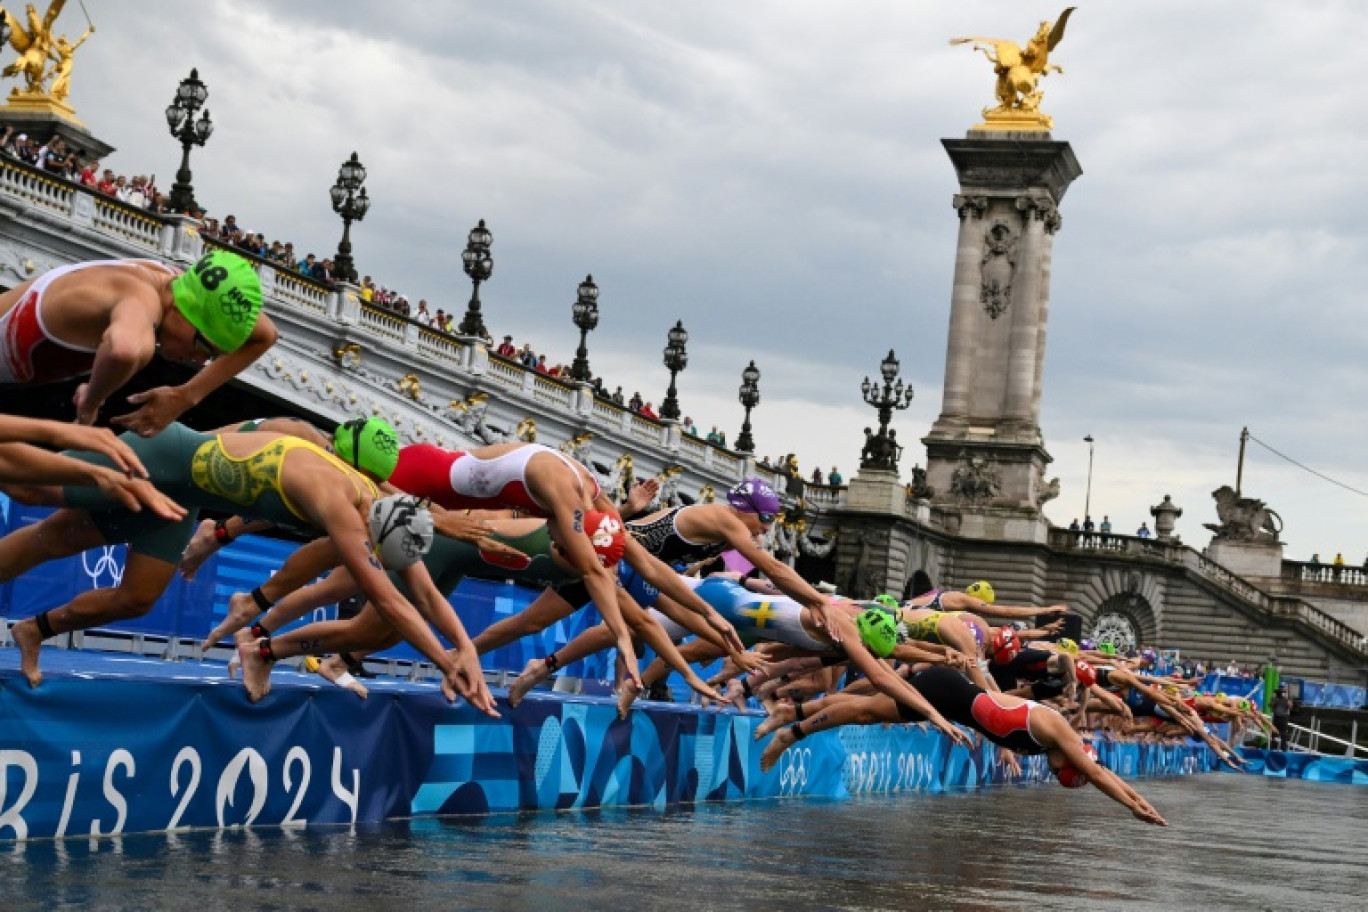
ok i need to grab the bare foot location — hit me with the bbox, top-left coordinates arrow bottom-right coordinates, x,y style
238,638 -> 272,703
754,703 -> 796,740
759,725 -> 797,773
203,591 -> 262,651
507,658 -> 550,708
617,678 -> 642,719
723,678 -> 750,713
226,627 -> 256,679
179,519 -> 219,581
12,619 -> 45,688
318,654 -> 368,699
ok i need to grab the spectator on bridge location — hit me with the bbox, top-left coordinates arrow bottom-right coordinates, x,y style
1099,515 -> 1112,535
359,276 -> 375,303
1271,685 -> 1293,750
1082,516 -> 1095,533
628,391 -> 645,412
611,386 -> 624,406
1136,522 -> 1151,538
1068,518 -> 1080,531
518,344 -> 537,368
706,426 -> 722,444
535,355 -> 549,374
1333,553 -> 1345,581
1309,552 -> 1320,564
811,466 -> 824,485
639,401 -> 658,419
297,252 -> 317,275
830,467 -> 843,485
496,335 -> 516,357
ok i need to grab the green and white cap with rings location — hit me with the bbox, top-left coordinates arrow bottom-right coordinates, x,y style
334,416 -> 400,482
171,249 -> 263,352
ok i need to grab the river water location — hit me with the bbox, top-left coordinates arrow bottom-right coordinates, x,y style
1,773 -> 1361,911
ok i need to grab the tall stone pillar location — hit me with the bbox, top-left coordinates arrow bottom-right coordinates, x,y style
922,133 -> 1081,542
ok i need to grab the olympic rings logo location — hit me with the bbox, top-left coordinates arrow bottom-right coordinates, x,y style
779,747 -> 810,795
81,545 -> 124,589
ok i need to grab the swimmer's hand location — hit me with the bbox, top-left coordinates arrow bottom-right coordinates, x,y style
442,645 -> 499,718
1133,804 -> 1168,827
113,385 -> 193,437
622,478 -> 659,516
812,599 -> 842,644
72,382 -> 101,426
933,715 -> 974,749
95,471 -> 187,521
998,749 -> 1023,779
729,648 -> 766,674
32,421 -> 150,478
707,612 -> 748,658
1042,604 -> 1070,616
430,507 -> 525,560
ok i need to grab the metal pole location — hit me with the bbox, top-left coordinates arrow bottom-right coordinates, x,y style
1236,426 -> 1249,496
1083,435 -> 1094,522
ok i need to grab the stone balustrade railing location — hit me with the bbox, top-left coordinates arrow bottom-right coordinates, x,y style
1283,560 -> 1368,589
1047,528 -> 1367,658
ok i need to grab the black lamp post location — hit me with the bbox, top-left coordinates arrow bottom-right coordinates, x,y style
660,320 -> 688,421
458,219 -> 493,337
328,152 -> 370,284
735,360 -> 761,453
859,349 -> 915,471
569,274 -> 599,382
164,68 -> 213,214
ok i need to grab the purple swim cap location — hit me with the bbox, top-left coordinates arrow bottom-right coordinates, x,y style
727,478 -> 781,516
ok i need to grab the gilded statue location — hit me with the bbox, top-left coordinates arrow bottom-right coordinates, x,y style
1,1 -> 87,98
951,7 -> 1074,130
47,20 -> 93,102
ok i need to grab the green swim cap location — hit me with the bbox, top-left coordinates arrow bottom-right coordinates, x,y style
334,416 -> 400,481
856,607 -> 898,658
171,250 -> 263,353
873,594 -> 899,610
1099,641 -> 1117,656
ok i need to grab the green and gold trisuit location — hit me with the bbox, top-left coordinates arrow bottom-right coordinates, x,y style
61,422 -> 375,562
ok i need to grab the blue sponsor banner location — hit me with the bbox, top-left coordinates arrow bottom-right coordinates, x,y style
1298,681 -> 1366,710
1,652 -> 1218,842
1234,748 -> 1368,784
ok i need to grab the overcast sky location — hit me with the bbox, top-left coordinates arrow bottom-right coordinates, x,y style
56,1 -> 1368,560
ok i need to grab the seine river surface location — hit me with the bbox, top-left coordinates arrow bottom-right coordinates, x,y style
1,773 -> 1362,911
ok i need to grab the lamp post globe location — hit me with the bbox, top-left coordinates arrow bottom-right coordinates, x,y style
569,274 -> 600,382
166,68 -> 212,214
660,319 -> 688,421
458,219 -> 494,337
330,151 -> 369,284
735,360 -> 761,453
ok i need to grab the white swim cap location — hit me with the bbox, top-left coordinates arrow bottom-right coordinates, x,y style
367,494 -> 433,570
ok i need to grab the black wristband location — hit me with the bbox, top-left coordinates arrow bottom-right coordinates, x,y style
250,586 -> 273,612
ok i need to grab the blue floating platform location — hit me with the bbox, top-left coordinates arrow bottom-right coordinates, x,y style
0,648 -> 1219,841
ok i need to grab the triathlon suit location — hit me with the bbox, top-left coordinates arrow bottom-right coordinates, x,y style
899,608 -> 984,648
61,423 -> 375,562
1095,666 -> 1169,720
897,666 -> 1048,755
390,521 -> 581,602
0,259 -> 174,384
388,443 -> 601,517
626,506 -> 730,567
686,577 -> 830,651
989,646 -> 1054,690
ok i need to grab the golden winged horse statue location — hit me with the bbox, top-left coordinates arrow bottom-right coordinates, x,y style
951,7 -> 1075,130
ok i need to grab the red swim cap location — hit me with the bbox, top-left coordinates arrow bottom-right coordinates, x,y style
1056,743 -> 1099,789
990,626 -> 1020,665
1075,660 -> 1098,689
584,510 -> 626,567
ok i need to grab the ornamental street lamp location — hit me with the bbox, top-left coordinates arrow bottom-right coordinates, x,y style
569,274 -> 599,382
660,319 -> 688,421
165,68 -> 213,214
458,218 -> 493,337
328,151 -> 370,284
859,349 -> 914,471
735,360 -> 761,453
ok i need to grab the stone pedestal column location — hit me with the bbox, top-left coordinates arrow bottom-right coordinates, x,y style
922,132 -> 1081,541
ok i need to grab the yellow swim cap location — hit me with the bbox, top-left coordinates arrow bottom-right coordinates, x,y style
965,580 -> 995,604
